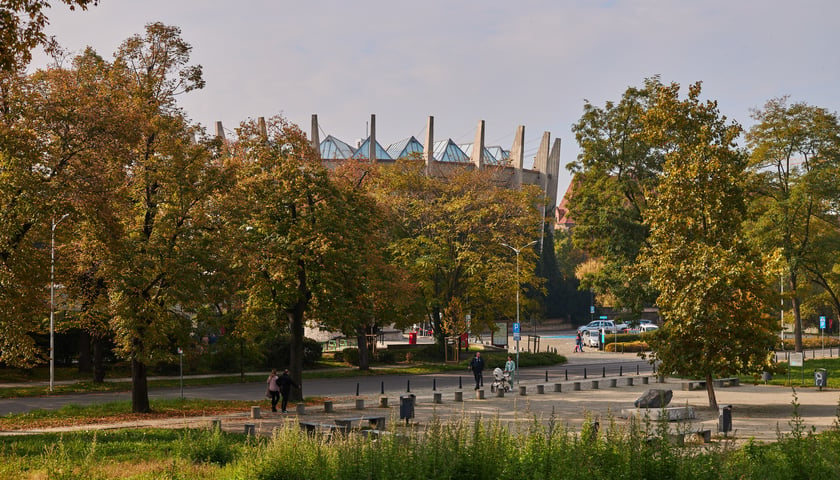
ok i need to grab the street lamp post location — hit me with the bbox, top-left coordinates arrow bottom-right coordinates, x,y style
502,240 -> 537,384
50,213 -> 70,392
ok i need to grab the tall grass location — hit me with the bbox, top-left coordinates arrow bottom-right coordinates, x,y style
2,407 -> 840,479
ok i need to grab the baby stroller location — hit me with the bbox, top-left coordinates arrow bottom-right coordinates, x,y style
490,367 -> 512,393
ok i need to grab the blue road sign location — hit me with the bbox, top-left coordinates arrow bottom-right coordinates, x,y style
513,322 -> 520,341
820,315 -> 826,329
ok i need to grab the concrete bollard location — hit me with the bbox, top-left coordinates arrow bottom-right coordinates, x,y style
244,424 -> 255,436
324,401 -> 334,413
454,390 -> 463,402
626,378 -> 634,386
591,380 -> 599,390
495,388 -> 505,398
476,389 -> 485,400
296,403 -> 306,415
211,419 -> 222,431
519,385 -> 527,396
433,392 -> 442,403
355,398 -> 365,410
537,384 -> 545,394
609,379 -> 617,388
554,383 -> 563,393
251,406 -> 261,419
642,377 -> 650,385
573,382 -> 581,391
379,396 -> 389,408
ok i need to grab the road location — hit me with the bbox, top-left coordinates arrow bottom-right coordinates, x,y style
0,354 -> 654,416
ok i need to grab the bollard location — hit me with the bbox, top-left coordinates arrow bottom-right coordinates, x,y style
496,388 -> 505,398
636,364 -> 640,375
537,384 -> 545,394
609,379 -> 617,388
626,378 -> 634,386
379,396 -> 389,408
554,383 -> 562,392
591,380 -> 599,390
642,376 -> 649,385
381,381 -> 384,395
519,385 -> 527,396
324,401 -> 334,413
573,382 -> 581,391
565,369 -> 568,381
454,390 -> 463,402
476,389 -> 485,400
407,380 -> 411,392
584,368 -> 587,379
211,419 -> 222,431
433,392 -> 442,403
602,366 -> 606,378
459,376 -> 463,389
619,365 -> 623,376
244,424 -> 255,436
251,406 -> 261,419
355,398 -> 365,410
545,370 -> 549,382
356,383 -> 360,396
296,403 -> 306,415
433,378 -> 437,391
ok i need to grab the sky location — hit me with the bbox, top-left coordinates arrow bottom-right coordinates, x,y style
29,0 -> 840,196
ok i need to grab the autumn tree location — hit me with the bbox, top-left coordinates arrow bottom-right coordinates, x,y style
567,77 -> 665,315
745,98 -> 840,351
638,82 -> 777,409
368,161 -> 543,349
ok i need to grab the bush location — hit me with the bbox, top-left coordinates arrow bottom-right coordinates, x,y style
262,335 -> 323,369
375,349 -> 396,364
605,341 -> 650,353
342,347 -> 360,366
177,428 -> 240,466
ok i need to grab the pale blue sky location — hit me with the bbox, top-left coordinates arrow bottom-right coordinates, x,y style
30,0 -> 839,195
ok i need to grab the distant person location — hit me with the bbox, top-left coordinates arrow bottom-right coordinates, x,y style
504,355 -> 516,384
266,369 -> 280,412
276,369 -> 300,413
575,331 -> 584,353
469,352 -> 485,390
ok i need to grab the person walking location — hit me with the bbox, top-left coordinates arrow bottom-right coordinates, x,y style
266,369 -> 281,412
575,331 -> 584,353
504,355 -> 516,385
276,369 -> 299,413
469,352 -> 485,390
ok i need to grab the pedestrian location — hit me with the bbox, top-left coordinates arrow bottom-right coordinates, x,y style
266,369 -> 280,412
276,368 -> 300,413
504,355 -> 516,384
575,331 -> 584,353
468,351 -> 485,390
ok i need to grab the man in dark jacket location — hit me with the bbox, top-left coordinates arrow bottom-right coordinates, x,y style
469,352 -> 485,390
276,369 -> 299,413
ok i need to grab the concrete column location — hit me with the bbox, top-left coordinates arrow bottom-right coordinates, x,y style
355,398 -> 365,410
215,121 -> 225,141
496,388 -> 505,398
534,132 -> 550,177
511,125 -> 525,188
470,120 -> 485,169
518,385 -> 527,396
433,392 -> 442,403
476,389 -> 485,400
424,116 -> 434,176
311,114 -> 321,159
296,403 -> 306,415
454,390 -> 463,402
369,114 -> 377,162
553,383 -> 563,392
537,384 -> 545,394
546,138 -> 562,223
379,396 -> 389,408
244,424 -> 255,436
250,406 -> 261,419
258,117 -> 267,138
324,401 -> 334,413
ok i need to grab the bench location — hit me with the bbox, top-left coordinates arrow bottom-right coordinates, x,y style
334,416 -> 386,432
299,421 -> 340,434
681,380 -> 706,391
713,377 -> 740,388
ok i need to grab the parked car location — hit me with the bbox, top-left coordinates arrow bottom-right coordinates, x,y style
577,320 -> 618,335
581,329 -> 600,347
638,324 -> 659,333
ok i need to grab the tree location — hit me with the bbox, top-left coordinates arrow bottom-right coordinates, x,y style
567,77 -> 665,314
746,98 -> 840,351
638,82 -> 777,409
0,0 -> 98,72
65,23 -> 221,413
224,116 -> 379,395
368,161 -> 544,349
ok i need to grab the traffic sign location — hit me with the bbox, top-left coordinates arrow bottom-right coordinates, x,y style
820,315 -> 826,329
513,322 -> 520,341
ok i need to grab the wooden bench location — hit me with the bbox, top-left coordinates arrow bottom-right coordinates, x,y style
334,416 -> 386,433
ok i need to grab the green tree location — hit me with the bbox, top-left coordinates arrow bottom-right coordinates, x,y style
746,97 -> 840,351
369,161 -> 544,349
224,116 -> 379,395
567,77 -> 665,314
638,82 -> 777,409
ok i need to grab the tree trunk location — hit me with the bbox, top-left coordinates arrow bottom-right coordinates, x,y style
287,305 -> 305,402
131,357 -> 151,413
77,331 -> 92,373
790,272 -> 803,352
92,337 -> 105,383
705,373 -> 718,410
356,326 -> 370,370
